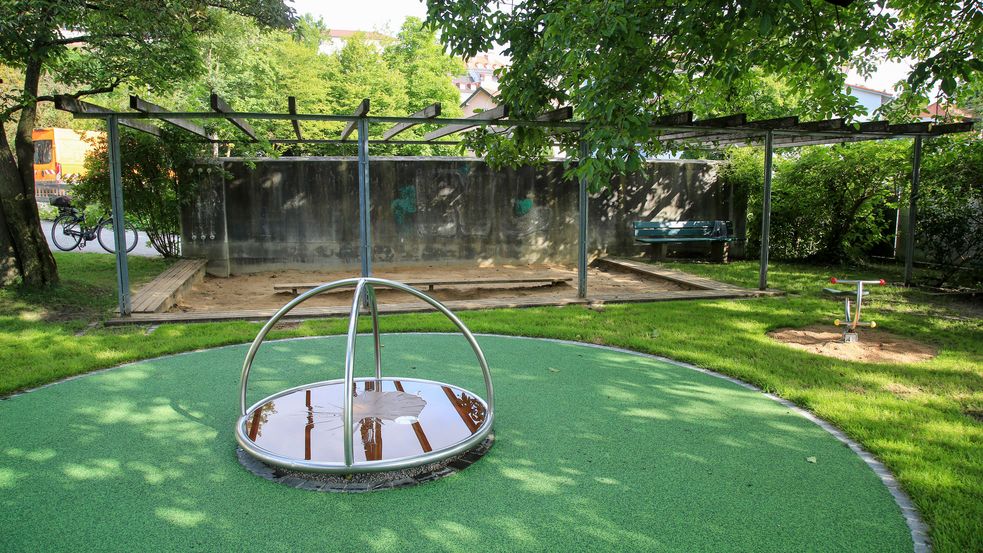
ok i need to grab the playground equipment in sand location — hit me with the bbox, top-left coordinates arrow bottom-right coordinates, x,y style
824,277 -> 886,343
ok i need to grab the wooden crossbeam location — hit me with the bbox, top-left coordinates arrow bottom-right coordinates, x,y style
210,93 -> 256,139
657,113 -> 749,141
54,95 -> 161,136
340,98 -> 370,140
535,106 -> 574,122
745,116 -> 799,129
855,120 -> 890,132
288,97 -> 303,140
129,95 -> 210,139
669,116 -> 797,146
652,111 -> 694,126
794,118 -> 845,132
423,104 -> 509,141
887,122 -> 931,134
929,121 -> 975,135
382,103 -> 441,140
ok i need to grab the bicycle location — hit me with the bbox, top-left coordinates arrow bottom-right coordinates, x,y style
49,196 -> 138,253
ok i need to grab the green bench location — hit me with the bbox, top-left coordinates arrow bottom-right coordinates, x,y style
632,220 -> 735,262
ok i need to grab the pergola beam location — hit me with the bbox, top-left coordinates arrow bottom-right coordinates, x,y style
210,93 -> 257,140
535,106 -> 574,122
423,104 -> 509,141
129,95 -> 210,139
657,113 -> 748,141
54,95 -> 160,137
382,103 -> 441,140
340,99 -> 370,140
288,97 -> 303,140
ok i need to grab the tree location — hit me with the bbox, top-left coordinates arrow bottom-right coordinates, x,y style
424,0 -> 981,181
0,0 -> 293,286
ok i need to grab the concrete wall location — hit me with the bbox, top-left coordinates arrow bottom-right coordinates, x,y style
181,157 -> 740,275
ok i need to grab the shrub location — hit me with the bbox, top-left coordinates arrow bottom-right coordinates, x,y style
739,142 -> 908,262
916,135 -> 983,287
71,128 -> 211,257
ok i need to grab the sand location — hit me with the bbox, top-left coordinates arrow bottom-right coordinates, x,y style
173,263 -> 688,312
768,325 -> 938,364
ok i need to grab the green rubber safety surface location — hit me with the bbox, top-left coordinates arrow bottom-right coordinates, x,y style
0,334 -> 912,552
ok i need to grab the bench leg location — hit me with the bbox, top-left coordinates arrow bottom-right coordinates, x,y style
710,242 -> 729,263
648,243 -> 668,261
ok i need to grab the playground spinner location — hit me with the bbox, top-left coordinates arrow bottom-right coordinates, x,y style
235,277 -> 495,474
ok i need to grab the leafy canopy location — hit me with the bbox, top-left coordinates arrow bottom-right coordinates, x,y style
425,0 -> 981,182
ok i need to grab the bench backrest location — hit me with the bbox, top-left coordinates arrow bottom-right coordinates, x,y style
633,220 -> 733,239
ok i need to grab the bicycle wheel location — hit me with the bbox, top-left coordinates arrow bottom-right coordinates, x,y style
51,214 -> 82,251
97,219 -> 139,253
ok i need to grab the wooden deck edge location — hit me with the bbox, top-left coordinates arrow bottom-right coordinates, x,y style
130,259 -> 207,314
106,288 -> 773,326
594,256 -> 749,292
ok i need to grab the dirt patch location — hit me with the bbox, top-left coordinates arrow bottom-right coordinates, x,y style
768,325 -> 938,364
172,263 -> 690,313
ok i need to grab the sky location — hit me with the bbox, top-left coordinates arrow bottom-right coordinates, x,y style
291,0 -> 919,96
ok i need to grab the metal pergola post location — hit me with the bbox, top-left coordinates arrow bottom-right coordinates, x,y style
578,140 -> 589,298
903,135 -> 922,287
106,115 -> 132,315
357,117 -> 372,277
758,130 -> 774,291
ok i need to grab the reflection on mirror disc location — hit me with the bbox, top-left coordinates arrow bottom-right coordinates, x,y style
243,378 -> 487,464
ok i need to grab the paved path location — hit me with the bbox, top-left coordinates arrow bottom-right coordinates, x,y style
41,220 -> 162,257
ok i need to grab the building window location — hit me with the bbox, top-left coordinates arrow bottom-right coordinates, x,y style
34,140 -> 52,164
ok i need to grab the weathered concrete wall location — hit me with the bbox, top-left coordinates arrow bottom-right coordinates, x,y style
182,157 -> 739,275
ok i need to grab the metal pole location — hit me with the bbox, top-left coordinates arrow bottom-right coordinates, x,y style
904,136 -> 922,287
758,130 -> 774,291
578,140 -> 589,298
107,115 -> 131,315
357,118 -> 372,277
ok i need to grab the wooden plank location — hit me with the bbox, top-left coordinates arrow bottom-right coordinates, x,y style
887,122 -> 931,134
382,103 -> 441,140
657,113 -> 748,141
423,104 -> 509,141
535,106 -> 574,122
210,93 -> 256,139
130,259 -> 207,313
794,118 -> 845,132
340,98 -> 370,140
54,95 -> 161,136
106,286 -> 777,326
652,111 -> 694,126
274,276 -> 574,294
929,121 -> 975,135
130,95 -> 210,139
288,96 -> 303,140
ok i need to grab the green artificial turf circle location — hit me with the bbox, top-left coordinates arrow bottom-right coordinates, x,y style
0,334 -> 913,552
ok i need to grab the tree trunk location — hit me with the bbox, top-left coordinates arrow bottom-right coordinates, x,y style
0,58 -> 58,287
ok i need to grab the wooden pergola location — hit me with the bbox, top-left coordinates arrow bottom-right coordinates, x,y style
57,94 -> 975,317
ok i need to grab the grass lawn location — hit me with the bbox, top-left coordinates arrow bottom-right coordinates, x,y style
1,253 -> 980,552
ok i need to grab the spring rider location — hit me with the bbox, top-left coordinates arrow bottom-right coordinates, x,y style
824,277 -> 886,343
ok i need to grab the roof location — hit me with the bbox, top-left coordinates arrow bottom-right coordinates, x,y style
460,86 -> 500,107
323,29 -> 392,41
845,83 -> 894,98
920,102 -> 975,121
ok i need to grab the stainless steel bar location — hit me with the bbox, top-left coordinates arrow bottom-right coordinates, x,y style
367,283 -> 382,380
343,279 -> 369,467
904,136 -> 922,286
758,130 -> 774,291
106,115 -> 131,315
